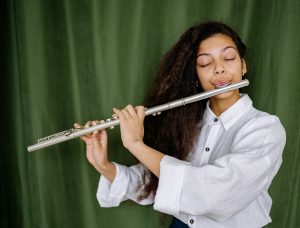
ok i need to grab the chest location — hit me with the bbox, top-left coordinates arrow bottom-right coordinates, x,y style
191,122 -> 241,166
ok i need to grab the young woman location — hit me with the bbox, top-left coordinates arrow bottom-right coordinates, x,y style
75,22 -> 286,228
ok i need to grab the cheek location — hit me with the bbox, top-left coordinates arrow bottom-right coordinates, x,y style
196,67 -> 214,89
225,61 -> 243,75
196,66 -> 212,81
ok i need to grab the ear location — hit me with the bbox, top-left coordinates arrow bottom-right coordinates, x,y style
242,58 -> 247,75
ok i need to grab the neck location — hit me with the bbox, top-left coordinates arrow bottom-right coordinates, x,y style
209,91 -> 241,116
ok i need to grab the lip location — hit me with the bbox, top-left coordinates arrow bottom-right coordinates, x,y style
214,81 -> 232,89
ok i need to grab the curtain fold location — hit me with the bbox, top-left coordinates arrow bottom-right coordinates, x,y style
2,0 -> 300,227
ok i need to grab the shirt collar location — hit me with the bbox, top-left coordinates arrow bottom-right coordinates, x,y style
203,94 -> 253,130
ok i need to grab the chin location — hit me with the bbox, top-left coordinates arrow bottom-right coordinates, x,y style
214,90 -> 238,100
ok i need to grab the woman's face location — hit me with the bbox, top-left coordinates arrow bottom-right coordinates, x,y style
196,34 -> 247,100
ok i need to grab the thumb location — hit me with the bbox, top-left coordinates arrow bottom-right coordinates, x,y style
99,129 -> 108,145
92,131 -> 101,150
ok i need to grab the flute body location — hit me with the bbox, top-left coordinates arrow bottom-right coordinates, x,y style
27,79 -> 249,152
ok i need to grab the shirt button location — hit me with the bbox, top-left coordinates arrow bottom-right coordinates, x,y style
189,219 -> 194,224
205,147 -> 210,152
214,117 -> 218,122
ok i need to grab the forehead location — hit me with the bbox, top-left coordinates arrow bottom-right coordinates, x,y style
197,34 -> 237,53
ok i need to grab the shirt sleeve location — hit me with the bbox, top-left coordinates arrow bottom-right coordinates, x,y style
96,162 -> 154,207
153,116 -> 286,221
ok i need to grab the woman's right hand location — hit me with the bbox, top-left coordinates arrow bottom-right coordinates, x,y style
74,121 -> 111,174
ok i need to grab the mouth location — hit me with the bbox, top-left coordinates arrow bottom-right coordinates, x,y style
215,82 -> 232,89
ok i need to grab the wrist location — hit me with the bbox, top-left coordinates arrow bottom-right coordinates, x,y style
126,140 -> 146,154
97,161 -> 116,182
98,160 -> 113,172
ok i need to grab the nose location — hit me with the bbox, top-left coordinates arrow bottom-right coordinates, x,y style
214,63 -> 225,75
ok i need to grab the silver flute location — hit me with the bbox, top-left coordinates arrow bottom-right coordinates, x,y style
27,79 -> 249,152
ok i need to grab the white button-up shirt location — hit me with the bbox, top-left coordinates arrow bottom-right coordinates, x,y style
96,94 -> 286,228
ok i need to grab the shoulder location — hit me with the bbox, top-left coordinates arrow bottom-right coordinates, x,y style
249,108 -> 285,135
234,107 -> 286,150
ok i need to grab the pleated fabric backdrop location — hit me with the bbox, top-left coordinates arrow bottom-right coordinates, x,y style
1,0 -> 300,227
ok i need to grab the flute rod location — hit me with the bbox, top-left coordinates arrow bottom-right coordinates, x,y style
27,79 -> 249,152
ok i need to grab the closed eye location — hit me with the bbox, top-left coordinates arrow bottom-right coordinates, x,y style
225,58 -> 235,61
200,62 -> 211,67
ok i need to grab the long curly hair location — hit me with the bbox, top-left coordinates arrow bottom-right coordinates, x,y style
138,21 -> 247,200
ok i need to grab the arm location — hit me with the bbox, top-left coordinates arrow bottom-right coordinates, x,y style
154,116 -> 286,221
97,163 -> 154,207
77,112 -> 159,207
113,105 -> 165,177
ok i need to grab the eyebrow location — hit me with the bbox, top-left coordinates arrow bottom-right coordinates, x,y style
196,46 -> 238,58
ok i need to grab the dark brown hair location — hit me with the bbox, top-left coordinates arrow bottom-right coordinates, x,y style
138,21 -> 247,200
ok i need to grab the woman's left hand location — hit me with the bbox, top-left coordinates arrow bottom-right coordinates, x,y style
113,105 -> 145,150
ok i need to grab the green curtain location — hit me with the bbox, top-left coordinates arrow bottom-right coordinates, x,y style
2,0 -> 300,227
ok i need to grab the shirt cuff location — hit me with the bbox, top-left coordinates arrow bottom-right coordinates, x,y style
153,155 -> 191,216
96,162 -> 129,207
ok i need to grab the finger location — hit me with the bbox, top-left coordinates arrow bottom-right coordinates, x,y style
125,104 -> 138,116
120,106 -> 132,119
92,128 -> 108,144
119,105 -> 137,119
84,121 -> 92,128
92,131 -> 102,152
91,120 -> 100,134
113,108 -> 126,121
74,122 -> 94,143
136,106 -> 146,121
92,120 -> 100,125
80,121 -> 94,138
74,123 -> 82,129
99,129 -> 108,144
85,150 -> 97,168
79,135 -> 90,143
74,123 -> 90,142
92,130 -> 99,143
